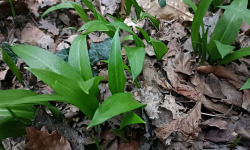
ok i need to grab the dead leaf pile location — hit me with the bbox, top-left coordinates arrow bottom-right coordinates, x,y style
26,126 -> 71,150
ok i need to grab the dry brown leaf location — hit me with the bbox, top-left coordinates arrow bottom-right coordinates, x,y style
155,101 -> 201,143
39,19 -> 59,35
161,95 -> 185,119
26,126 -> 72,150
173,51 -> 194,75
157,21 -> 187,42
118,141 -> 140,150
196,65 -> 238,81
137,0 -> 193,21
21,23 -> 45,45
25,0 -> 40,17
242,90 -> 250,113
0,70 -> 7,81
166,38 -> 181,57
124,17 -> 145,34
200,118 -> 228,130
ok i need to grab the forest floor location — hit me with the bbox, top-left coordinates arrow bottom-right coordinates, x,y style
1,0 -> 250,150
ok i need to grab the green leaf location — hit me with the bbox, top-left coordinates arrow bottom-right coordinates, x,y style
89,38 -> 112,66
0,118 -> 27,140
122,35 -> 134,42
241,79 -> 250,90
68,1 -> 89,22
109,21 -> 145,47
120,112 -> 145,129
1,43 -> 18,63
219,47 -> 250,65
191,0 -> 213,54
150,39 -> 168,61
108,29 -> 126,94
42,2 -> 74,18
26,68 -> 99,119
144,13 -> 159,30
12,45 -> 83,82
1,49 -> 24,86
84,24 -> 111,35
78,20 -> 108,31
214,40 -> 235,59
88,93 -> 146,128
183,0 -> 197,12
69,35 -> 93,80
219,5 -> 250,25
124,47 -> 145,81
81,0 -> 106,21
158,0 -> 166,7
212,0 -> 224,10
79,76 -> 104,95
55,48 -> 70,61
0,89 -> 66,109
207,0 -> 247,64
132,0 -> 144,19
136,27 -> 150,43
124,0 -> 133,15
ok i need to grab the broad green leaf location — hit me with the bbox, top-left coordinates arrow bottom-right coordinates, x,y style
136,27 -> 150,43
122,35 -> 134,42
214,40 -> 235,59
150,39 -> 168,61
1,49 -> 24,86
26,68 -> 99,119
0,90 -> 65,107
241,78 -> 250,90
8,0 -> 15,17
84,24 -> 110,35
42,2 -> 74,18
88,93 -> 146,128
68,1 -> 89,22
158,0 -> 166,7
219,5 -> 250,25
124,47 -> 145,81
183,0 -> 197,12
0,118 -> 27,140
191,0 -> 212,54
69,35 -> 92,80
120,112 -> 145,129
78,20 -> 108,31
79,76 -> 104,95
12,45 -> 83,81
207,0 -> 247,63
0,141 -> 4,149
124,0 -> 133,15
0,105 -> 35,120
219,47 -> 250,65
108,29 -> 126,94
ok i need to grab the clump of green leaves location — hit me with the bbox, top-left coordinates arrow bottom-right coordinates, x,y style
188,0 -> 250,89
190,0 -> 250,65
1,0 -> 166,144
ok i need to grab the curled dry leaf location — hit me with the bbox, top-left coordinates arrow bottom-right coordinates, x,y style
26,126 -> 72,150
124,17 -> 145,34
155,101 -> 201,143
161,95 -> 185,119
21,23 -> 45,45
137,0 -> 193,21
196,65 -> 238,81
200,118 -> 228,130
173,51 -> 194,75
